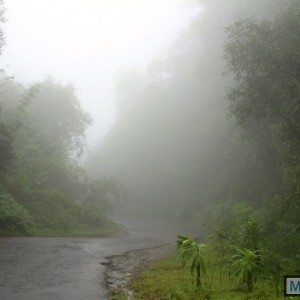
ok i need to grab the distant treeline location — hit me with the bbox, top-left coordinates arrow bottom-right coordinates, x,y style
88,0 -> 299,259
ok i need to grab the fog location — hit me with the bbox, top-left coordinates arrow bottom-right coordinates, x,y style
1,0 -> 296,223
86,0 -> 289,218
0,0 -> 299,298
1,0 -> 199,147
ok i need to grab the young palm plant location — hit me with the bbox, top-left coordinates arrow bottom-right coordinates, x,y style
177,235 -> 206,287
232,247 -> 261,292
242,218 -> 263,252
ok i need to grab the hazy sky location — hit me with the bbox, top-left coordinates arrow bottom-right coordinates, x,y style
1,0 -> 198,148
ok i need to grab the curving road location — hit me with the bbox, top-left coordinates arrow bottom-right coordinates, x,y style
0,217 -> 198,300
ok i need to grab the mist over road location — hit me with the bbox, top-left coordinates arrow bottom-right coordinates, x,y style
0,218 -> 198,300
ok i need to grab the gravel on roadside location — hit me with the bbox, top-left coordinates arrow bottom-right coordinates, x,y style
102,243 -> 175,295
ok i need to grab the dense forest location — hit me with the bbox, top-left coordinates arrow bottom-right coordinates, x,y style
0,0 -> 299,298
88,0 -> 299,265
0,4 -> 124,236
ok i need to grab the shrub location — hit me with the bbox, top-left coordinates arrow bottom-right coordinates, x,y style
26,189 -> 81,230
79,202 -> 109,227
232,247 -> 261,292
177,235 -> 206,287
0,185 -> 34,234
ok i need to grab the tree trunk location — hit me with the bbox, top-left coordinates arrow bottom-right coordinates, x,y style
196,266 -> 201,287
246,272 -> 253,292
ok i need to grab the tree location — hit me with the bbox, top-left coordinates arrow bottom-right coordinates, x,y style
224,0 -> 300,250
225,1 -> 300,139
0,79 -> 114,234
0,108 -> 14,174
177,235 -> 206,287
0,1 -> 12,173
29,78 -> 92,158
0,184 -> 34,234
241,218 -> 263,252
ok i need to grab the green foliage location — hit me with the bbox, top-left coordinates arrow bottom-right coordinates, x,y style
261,250 -> 285,296
87,1 -> 299,244
241,218 -> 264,251
79,202 -> 109,228
28,78 -> 92,158
177,236 -> 206,287
224,0 -> 300,261
225,2 -> 300,137
25,189 -> 81,230
130,250 -> 283,300
0,185 -> 34,234
104,1 -> 299,297
0,111 -> 14,173
232,248 -> 261,292
0,78 -> 121,236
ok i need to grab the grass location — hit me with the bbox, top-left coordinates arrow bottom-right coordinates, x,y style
110,291 -> 131,300
126,248 -> 286,300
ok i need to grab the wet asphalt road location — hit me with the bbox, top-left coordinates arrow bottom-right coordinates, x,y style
0,218 -> 199,300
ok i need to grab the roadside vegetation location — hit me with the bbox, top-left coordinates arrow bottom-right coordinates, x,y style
130,251 -> 284,299
113,212 -> 298,299
0,78 -> 124,236
88,0 -> 299,258
0,3 -> 125,237
127,221 -> 296,299
0,77 -> 125,236
100,1 -> 299,297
